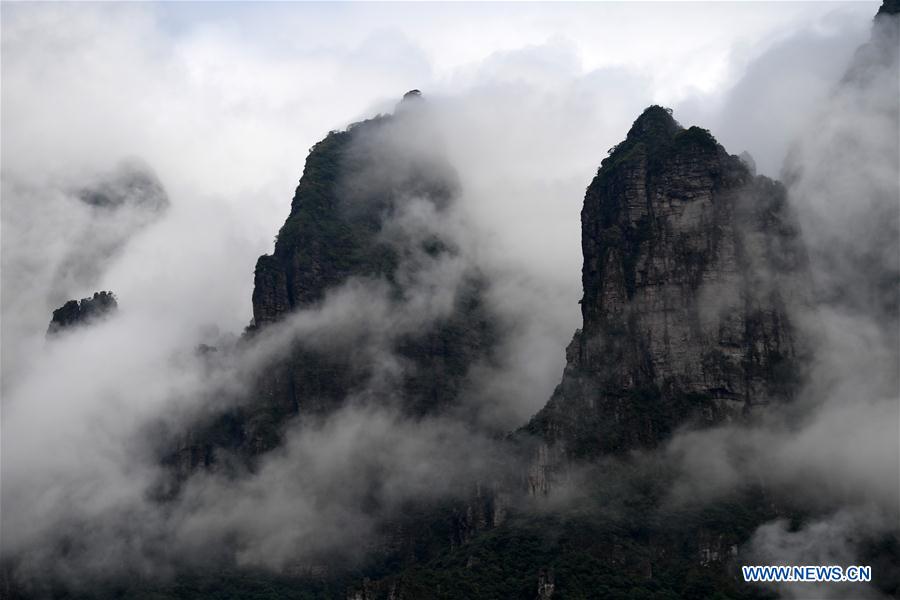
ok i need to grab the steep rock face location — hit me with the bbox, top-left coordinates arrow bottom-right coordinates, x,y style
247,109 -> 493,448
159,100 -> 504,585
47,291 -> 118,335
251,119 -> 401,322
527,106 -> 806,460
171,94 -> 497,468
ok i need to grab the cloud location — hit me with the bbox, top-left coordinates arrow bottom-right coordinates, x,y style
664,11 -> 899,595
0,0 -> 888,590
745,507 -> 895,600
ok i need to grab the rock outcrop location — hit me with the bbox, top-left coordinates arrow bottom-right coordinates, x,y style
47,291 -> 118,335
526,106 -> 806,462
249,96 -> 495,437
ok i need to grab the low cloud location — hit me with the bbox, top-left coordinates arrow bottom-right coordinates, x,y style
664,11 -> 899,594
1,0 -> 891,592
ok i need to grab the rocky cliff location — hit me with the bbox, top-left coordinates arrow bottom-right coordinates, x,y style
47,291 -> 118,335
344,107 -> 814,599
157,101 -> 815,597
170,93 -> 498,468
525,106 -> 806,467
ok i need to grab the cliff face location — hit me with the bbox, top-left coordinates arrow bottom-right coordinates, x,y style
171,94 -> 497,467
350,107 -> 813,597
252,95 -> 461,325
251,119 -> 401,323
526,106 -> 806,461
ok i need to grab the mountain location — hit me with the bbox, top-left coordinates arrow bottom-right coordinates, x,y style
523,106 -> 806,490
351,5 -> 899,590
346,107 -> 808,600
166,94 -> 499,475
8,3 -> 897,597
250,98 -> 494,421
361,5 -> 898,596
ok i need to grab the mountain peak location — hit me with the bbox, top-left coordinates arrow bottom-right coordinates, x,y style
397,89 -> 425,113
528,105 -> 804,460
625,105 -> 680,143
600,106 -> 724,177
47,291 -> 118,335
402,89 -> 423,102
877,0 -> 899,17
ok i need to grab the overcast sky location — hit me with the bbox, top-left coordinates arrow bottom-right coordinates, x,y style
1,1 -> 876,341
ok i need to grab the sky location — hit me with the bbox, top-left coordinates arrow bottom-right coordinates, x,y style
0,0 -> 875,368
1,0 -> 894,593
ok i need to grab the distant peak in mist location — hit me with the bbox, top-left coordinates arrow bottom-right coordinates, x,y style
402,89 -> 423,101
76,160 -> 169,214
47,291 -> 118,336
396,88 -> 425,114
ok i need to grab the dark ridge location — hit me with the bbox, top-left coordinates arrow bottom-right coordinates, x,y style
47,291 -> 118,335
171,91 -> 496,475
877,0 -> 899,17
623,104 -> 681,143
526,102 -> 804,462
77,161 -> 168,213
599,105 -> 727,182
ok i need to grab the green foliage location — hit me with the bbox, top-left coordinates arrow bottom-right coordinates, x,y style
588,107 -> 724,235
358,475 -> 780,600
674,126 -> 719,152
584,107 -> 730,305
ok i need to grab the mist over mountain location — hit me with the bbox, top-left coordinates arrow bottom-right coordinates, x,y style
1,2 -> 897,599
47,291 -> 119,336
